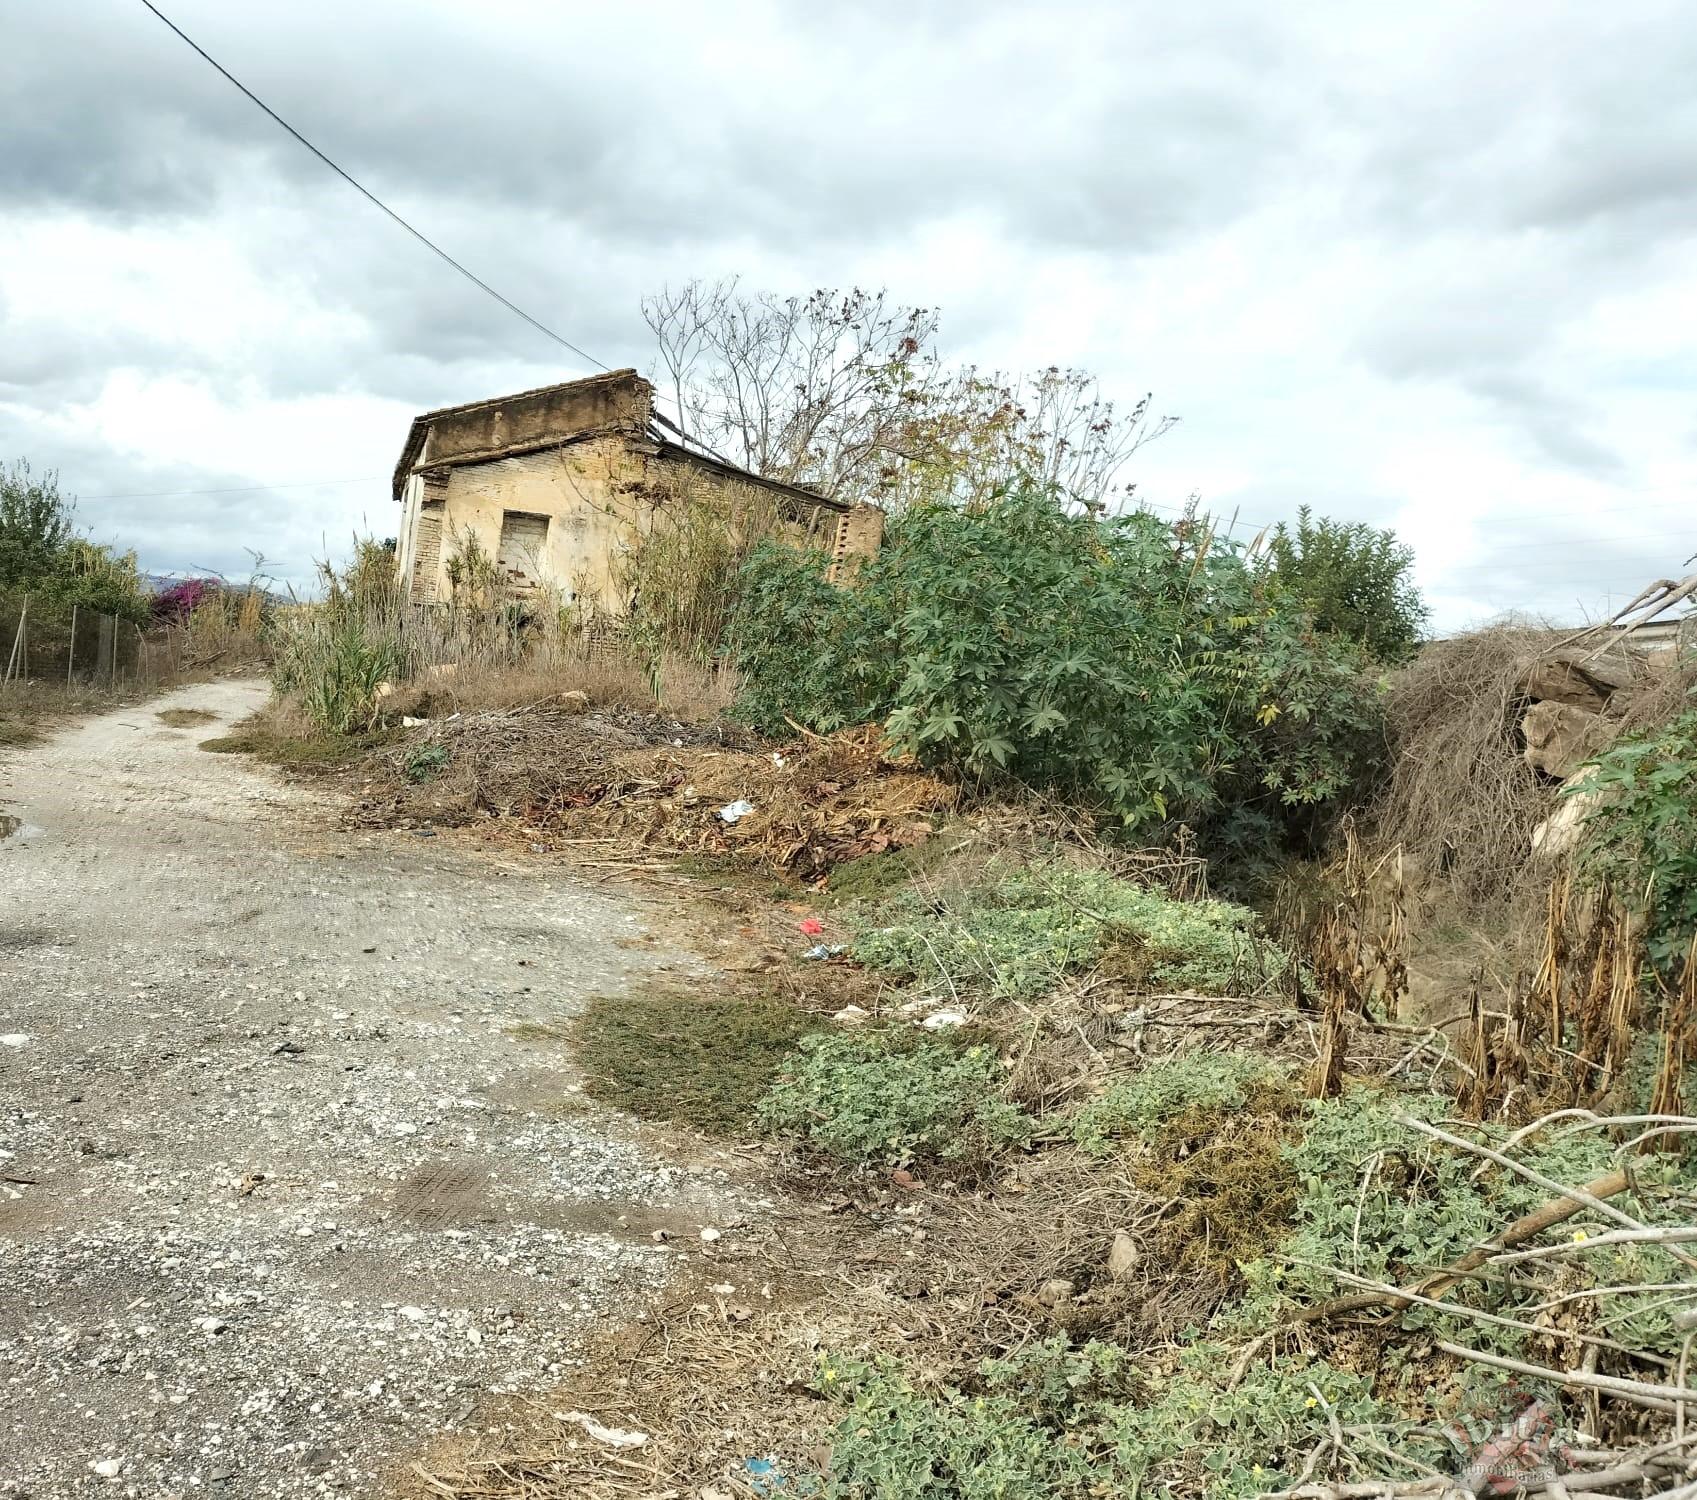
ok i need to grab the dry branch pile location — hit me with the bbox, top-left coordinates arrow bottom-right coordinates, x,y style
1374,625 -> 1693,911
370,707 -> 956,877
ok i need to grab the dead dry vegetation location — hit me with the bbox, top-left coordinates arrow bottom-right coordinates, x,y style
211,529 -> 1697,1499
1373,626 -> 1697,1005
1,676 -> 142,746
372,621 -> 1697,1500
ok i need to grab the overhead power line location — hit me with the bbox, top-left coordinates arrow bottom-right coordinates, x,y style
136,0 -> 608,375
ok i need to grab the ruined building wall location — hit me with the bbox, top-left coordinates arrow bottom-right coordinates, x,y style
396,431 -> 877,611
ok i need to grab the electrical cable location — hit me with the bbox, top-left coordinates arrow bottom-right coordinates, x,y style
137,0 -> 607,375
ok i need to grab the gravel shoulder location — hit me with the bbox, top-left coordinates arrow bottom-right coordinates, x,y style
0,680 -> 756,1499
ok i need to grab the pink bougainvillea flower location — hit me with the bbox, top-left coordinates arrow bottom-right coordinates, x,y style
798,917 -> 825,937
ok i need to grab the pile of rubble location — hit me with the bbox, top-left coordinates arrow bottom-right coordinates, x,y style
1524,643 -> 1671,855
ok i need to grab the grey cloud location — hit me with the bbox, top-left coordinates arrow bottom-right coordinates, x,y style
1348,244 -> 1635,480
1353,283 -> 1556,384
1,0 -> 1692,627
1466,375 -> 1625,479
1347,4 -> 1697,241
4,2 -> 1305,254
0,420 -> 363,586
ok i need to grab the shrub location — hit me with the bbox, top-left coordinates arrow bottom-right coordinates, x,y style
729,539 -> 886,736
1236,1089 -> 1623,1330
819,1342 -> 1128,1500
757,1030 -> 1031,1168
0,459 -> 74,589
730,488 -> 1387,852
1574,704 -> 1697,975
0,461 -> 149,621
620,479 -> 788,667
1104,1347 -> 1414,1500
850,863 -> 1290,1002
287,618 -> 407,736
1263,505 -> 1428,665
152,577 -> 220,622
269,542 -> 414,735
1070,1052 -> 1287,1155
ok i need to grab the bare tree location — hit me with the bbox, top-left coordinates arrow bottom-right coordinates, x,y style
644,279 -> 1175,512
883,365 -> 1177,514
643,280 -> 939,498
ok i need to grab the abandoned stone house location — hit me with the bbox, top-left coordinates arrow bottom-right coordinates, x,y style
392,369 -> 882,613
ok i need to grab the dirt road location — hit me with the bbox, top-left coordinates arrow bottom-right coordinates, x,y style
0,681 -> 752,1498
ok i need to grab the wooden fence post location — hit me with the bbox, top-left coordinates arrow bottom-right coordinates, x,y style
67,604 -> 78,685
4,595 -> 29,686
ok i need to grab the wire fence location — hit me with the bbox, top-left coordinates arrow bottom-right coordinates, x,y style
0,591 -> 268,696
0,594 -> 153,690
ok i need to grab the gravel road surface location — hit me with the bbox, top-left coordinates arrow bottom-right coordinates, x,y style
0,680 -> 751,1498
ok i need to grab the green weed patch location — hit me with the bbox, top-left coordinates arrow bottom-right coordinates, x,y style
1070,1052 -> 1292,1155
850,863 -> 1290,1001
818,1339 -> 1426,1500
0,717 -> 42,749
200,722 -> 393,770
821,832 -> 964,907
402,740 -> 451,783
758,1029 -> 1031,1169
1070,1053 -> 1302,1286
573,990 -> 818,1135
155,707 -> 218,728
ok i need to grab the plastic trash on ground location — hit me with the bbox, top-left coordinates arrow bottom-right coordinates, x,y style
718,799 -> 756,824
921,1008 -> 968,1029
743,1455 -> 820,1495
1452,1399 -> 1565,1496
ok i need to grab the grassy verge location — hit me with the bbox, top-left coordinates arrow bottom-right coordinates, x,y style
571,989 -> 822,1134
199,700 -> 397,772
399,800 -> 1697,1498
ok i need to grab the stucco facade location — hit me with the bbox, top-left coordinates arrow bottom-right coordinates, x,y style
392,370 -> 880,612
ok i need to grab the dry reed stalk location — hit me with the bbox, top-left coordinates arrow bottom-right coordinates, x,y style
1573,895 -> 1619,1093
1277,821 -> 1411,1026
1646,937 -> 1697,1143
1380,849 -> 1410,1017
1501,975 -> 1532,1102
1458,970 -> 1489,1118
1483,864 -> 1697,1120
1530,869 -> 1570,1047
1309,983 -> 1349,1100
1604,905 -> 1643,1095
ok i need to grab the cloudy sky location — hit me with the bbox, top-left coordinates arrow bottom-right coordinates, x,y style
4,1 -> 1695,629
